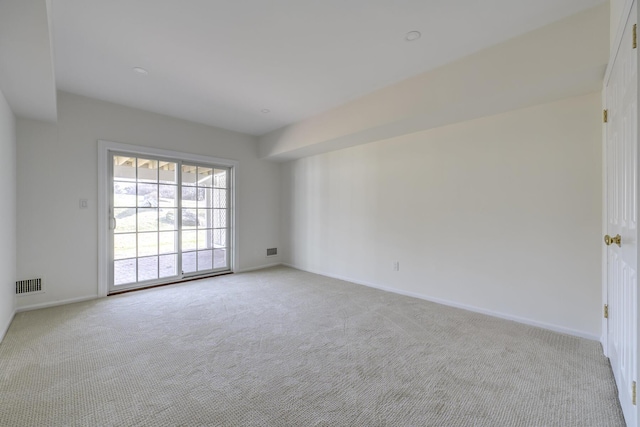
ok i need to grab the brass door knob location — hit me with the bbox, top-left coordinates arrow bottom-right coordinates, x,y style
604,234 -> 622,247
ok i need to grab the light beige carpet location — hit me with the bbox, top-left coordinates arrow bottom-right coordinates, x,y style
0,266 -> 625,426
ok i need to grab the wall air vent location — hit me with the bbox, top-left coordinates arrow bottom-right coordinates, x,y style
266,248 -> 278,257
16,278 -> 43,295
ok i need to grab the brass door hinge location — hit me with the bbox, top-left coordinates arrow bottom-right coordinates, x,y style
633,381 -> 637,405
603,109 -> 608,123
604,304 -> 609,319
634,24 -> 637,49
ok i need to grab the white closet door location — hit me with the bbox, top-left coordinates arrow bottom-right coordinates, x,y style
605,3 -> 638,425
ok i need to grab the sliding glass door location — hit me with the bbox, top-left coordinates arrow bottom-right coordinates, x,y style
109,153 -> 231,293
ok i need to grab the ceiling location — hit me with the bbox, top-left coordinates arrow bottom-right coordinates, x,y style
8,0 -> 608,135
0,0 -> 57,122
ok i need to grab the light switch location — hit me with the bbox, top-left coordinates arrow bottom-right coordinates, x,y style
79,198 -> 88,209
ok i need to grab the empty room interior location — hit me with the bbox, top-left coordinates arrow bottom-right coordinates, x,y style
1,0 -> 639,425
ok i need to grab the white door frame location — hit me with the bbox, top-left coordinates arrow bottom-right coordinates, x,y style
602,80 -> 609,356
97,140 -> 239,297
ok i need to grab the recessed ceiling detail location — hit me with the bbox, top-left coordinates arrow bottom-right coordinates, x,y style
0,0 -> 57,122
51,0 -> 607,136
132,67 -> 149,75
405,31 -> 421,41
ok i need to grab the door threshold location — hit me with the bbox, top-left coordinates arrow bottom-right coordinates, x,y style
108,271 -> 234,296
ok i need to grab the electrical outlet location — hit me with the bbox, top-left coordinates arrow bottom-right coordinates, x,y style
392,261 -> 399,271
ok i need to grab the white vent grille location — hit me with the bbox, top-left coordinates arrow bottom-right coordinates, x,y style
16,278 -> 43,295
266,248 -> 278,257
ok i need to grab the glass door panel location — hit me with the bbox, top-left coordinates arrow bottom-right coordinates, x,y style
181,164 -> 230,274
113,156 -> 138,285
111,155 -> 179,288
110,154 -> 231,292
157,161 -> 178,279
212,168 -> 229,269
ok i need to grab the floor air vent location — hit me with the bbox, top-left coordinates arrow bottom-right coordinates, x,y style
16,278 -> 43,295
266,248 -> 278,257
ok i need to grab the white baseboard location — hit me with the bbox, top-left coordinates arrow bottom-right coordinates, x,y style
236,262 -> 283,273
0,309 -> 16,343
16,266 -> 286,312
282,263 -> 599,341
16,295 -> 98,313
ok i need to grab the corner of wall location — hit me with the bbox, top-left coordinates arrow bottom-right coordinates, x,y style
0,310 -> 16,343
0,87 -> 17,343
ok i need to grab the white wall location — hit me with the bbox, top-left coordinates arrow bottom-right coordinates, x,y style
0,88 -> 17,341
16,91 -> 280,309
282,92 -> 602,339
